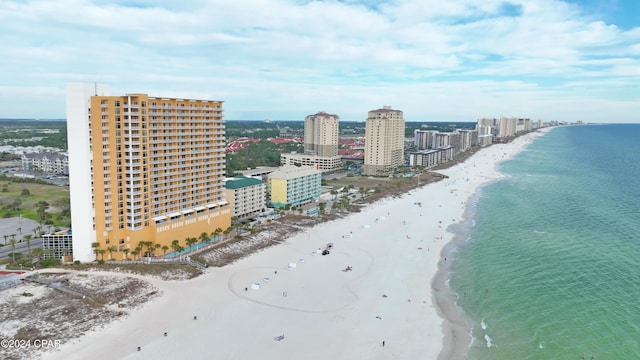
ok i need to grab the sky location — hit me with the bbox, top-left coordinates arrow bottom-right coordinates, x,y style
1,0 -> 639,123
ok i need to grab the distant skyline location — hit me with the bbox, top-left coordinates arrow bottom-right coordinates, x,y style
1,0 -> 638,123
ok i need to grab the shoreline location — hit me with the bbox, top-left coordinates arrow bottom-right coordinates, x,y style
21,130 -> 555,360
432,128 -> 555,359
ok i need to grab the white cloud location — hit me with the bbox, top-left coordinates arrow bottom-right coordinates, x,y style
0,0 -> 638,122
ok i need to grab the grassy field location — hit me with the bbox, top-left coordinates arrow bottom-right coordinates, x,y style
0,180 -> 70,227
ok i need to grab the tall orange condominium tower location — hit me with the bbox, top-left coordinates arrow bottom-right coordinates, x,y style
66,83 -> 231,262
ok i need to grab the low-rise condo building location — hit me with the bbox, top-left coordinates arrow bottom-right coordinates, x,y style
280,153 -> 342,173
21,153 -> 69,174
408,146 -> 455,168
267,165 -> 321,208
225,176 -> 267,219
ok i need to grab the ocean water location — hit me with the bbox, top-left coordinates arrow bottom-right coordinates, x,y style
450,124 -> 640,360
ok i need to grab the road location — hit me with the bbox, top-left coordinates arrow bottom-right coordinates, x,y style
0,239 -> 43,260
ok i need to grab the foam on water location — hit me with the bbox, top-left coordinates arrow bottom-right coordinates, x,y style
484,334 -> 493,348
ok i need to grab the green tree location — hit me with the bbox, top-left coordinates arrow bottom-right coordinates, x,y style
211,227 -> 223,241
107,246 -> 117,260
145,241 -> 155,257
131,247 -> 140,260
138,240 -> 154,257
199,232 -> 209,244
223,227 -> 233,240
11,197 -> 22,211
35,201 -> 50,222
318,202 -> 326,215
123,248 -> 130,260
52,196 -> 71,218
20,188 -> 30,196
8,237 -> 17,264
137,241 -> 147,257
186,237 -> 197,250
161,245 -> 169,258
23,234 -> 33,253
171,239 -> 180,254
32,226 -> 42,238
97,249 -> 106,261
154,243 -> 161,256
91,242 -> 100,261
359,187 -> 367,200
225,139 -> 299,173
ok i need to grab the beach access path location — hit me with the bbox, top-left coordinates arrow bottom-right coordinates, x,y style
41,129 -> 550,360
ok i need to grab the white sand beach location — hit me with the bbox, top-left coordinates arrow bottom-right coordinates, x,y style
41,129 -> 551,360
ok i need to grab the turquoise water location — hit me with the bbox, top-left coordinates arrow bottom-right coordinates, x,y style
450,124 -> 640,359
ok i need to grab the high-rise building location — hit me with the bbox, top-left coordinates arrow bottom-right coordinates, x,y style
414,129 -> 437,150
283,111 -> 341,173
363,106 -> 405,176
66,83 -> 231,262
304,111 -> 339,157
498,117 -> 517,138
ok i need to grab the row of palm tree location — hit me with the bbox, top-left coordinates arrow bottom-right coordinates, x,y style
89,226 -> 232,261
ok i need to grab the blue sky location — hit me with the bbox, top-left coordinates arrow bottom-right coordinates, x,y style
1,0 -> 638,123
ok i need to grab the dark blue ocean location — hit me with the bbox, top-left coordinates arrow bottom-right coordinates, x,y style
450,124 -> 640,359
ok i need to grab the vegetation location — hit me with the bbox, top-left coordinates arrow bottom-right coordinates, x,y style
0,152 -> 21,161
0,119 -> 67,150
0,173 -> 52,185
225,119 -> 476,139
226,140 -> 301,174
59,262 -> 203,279
0,180 -> 70,227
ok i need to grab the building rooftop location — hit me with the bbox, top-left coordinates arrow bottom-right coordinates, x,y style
23,153 -> 68,160
225,176 -> 265,189
309,111 -> 339,118
268,165 -> 320,180
370,106 -> 403,113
